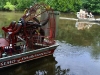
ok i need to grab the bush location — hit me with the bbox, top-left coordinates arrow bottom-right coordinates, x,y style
4,2 -> 15,11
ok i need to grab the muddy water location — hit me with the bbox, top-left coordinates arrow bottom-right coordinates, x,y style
0,12 -> 100,75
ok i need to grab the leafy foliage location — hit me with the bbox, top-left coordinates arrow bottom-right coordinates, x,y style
0,0 -> 100,14
44,0 -> 82,12
82,0 -> 100,14
16,0 -> 33,10
4,2 -> 15,11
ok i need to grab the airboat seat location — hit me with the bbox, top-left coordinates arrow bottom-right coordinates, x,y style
0,38 -> 9,47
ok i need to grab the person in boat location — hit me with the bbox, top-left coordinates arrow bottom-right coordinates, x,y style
78,9 -> 86,19
89,12 -> 94,18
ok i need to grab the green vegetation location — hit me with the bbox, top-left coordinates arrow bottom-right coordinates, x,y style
0,0 -> 100,14
4,2 -> 15,11
83,0 -> 100,14
45,0 -> 82,12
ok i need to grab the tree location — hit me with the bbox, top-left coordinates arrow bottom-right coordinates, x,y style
82,0 -> 100,14
16,0 -> 33,10
4,2 -> 15,11
44,0 -> 82,12
0,0 -> 100,14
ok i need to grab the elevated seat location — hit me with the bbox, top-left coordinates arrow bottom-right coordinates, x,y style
0,38 -> 9,46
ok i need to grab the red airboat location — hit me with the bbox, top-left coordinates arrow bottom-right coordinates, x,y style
0,3 -> 59,68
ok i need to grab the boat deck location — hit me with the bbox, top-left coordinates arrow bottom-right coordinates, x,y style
0,38 -> 51,58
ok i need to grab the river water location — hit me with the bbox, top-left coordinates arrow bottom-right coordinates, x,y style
0,12 -> 100,75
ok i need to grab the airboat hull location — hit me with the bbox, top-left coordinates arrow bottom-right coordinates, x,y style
0,43 -> 58,69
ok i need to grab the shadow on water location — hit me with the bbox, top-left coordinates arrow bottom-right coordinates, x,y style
0,55 -> 56,75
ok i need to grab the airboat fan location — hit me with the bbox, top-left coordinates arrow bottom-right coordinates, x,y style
2,3 -> 56,49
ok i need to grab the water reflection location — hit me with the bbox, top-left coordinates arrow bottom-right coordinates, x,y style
54,41 -> 100,75
55,66 -> 70,75
75,21 -> 100,30
75,22 -> 100,59
0,55 -> 56,75
75,22 -> 92,30
57,20 -> 100,46
90,37 -> 100,59
35,70 -> 47,75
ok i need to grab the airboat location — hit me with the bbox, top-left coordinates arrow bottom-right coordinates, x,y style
0,3 -> 59,68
